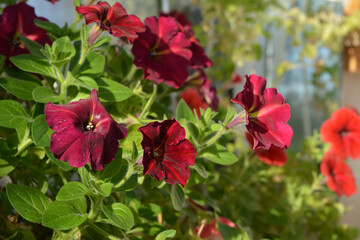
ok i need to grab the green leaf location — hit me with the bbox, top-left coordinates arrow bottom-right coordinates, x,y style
155,229 -> 176,240
31,114 -> 52,147
0,156 -> 19,177
50,36 -> 76,67
97,77 -> 134,102
218,223 -> 242,240
0,78 -> 40,100
111,162 -> 129,186
186,122 -> 200,140
99,183 -> 113,197
32,87 -> 62,103
19,35 -> 44,58
0,100 -> 31,128
131,141 -> 138,161
6,184 -> 52,223
192,162 -> 208,179
176,99 -> 195,123
10,54 -> 56,78
116,173 -> 138,192
97,149 -> 122,180
77,52 -> 105,76
101,202 -> 134,231
44,147 -> 73,171
77,76 -> 98,90
34,19 -> 62,37
56,182 -> 90,201
200,144 -> 238,165
42,197 -> 87,230
170,184 -> 185,211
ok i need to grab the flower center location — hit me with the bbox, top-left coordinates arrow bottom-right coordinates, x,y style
340,129 -> 348,137
85,122 -> 95,131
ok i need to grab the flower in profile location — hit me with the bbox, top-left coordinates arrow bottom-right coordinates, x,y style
194,217 -> 237,240
246,133 -> 288,166
231,75 -> 293,150
44,89 -> 128,171
320,151 -> 356,196
0,2 -> 52,64
160,10 -> 212,69
320,107 -> 360,159
138,119 -> 197,187
132,16 -> 192,88
76,1 -> 145,44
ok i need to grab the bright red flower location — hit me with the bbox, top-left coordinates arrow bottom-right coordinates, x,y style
138,119 -> 197,187
194,217 -> 237,240
181,70 -> 219,115
76,1 -> 145,43
231,75 -> 293,150
320,107 -> 360,159
44,89 -> 128,171
180,88 -> 208,116
246,133 -> 288,166
132,16 -> 192,88
0,2 -> 51,64
231,73 -> 243,84
161,10 -> 212,69
320,151 -> 357,196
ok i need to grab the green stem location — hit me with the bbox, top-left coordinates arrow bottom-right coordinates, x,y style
57,169 -> 68,184
14,138 -> 32,157
59,226 -> 81,240
124,64 -> 138,82
88,221 -> 122,240
200,125 -> 226,149
138,84 -> 157,119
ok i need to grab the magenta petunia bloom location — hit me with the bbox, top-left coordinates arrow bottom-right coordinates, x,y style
231,75 -> 293,150
132,16 -> 192,88
44,89 -> 128,171
0,2 -> 52,64
160,10 -> 212,69
138,119 -> 197,187
76,1 -> 145,43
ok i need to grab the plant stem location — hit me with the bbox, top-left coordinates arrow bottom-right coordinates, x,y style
138,84 -> 157,120
88,221 -> 123,240
199,125 -> 226,149
14,138 -> 32,157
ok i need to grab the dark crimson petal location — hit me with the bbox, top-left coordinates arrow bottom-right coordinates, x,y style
101,121 -> 128,165
0,4 -> 19,37
76,2 -> 111,25
164,139 -> 197,167
110,15 -> 146,42
144,159 -> 165,181
189,40 -> 213,68
161,157 -> 191,187
180,88 -> 208,116
165,119 -> 186,145
45,102 -> 88,158
60,131 -> 104,170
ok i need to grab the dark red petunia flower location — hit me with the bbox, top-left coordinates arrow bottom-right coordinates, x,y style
76,1 -> 145,43
132,16 -> 192,88
161,10 -> 212,69
138,119 -> 197,187
194,217 -> 237,240
246,133 -> 288,166
231,74 -> 293,150
0,2 -> 52,64
320,151 -> 357,196
231,73 -> 243,84
320,107 -> 360,159
44,89 -> 128,171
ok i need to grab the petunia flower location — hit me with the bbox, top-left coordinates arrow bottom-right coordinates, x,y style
76,1 -> 145,44
44,89 -> 128,171
132,16 -> 192,88
320,107 -> 360,159
194,217 -> 237,240
181,70 -> 219,116
0,2 -> 52,65
160,10 -> 212,69
230,74 -> 293,150
46,0 -> 60,4
138,119 -> 197,187
320,151 -> 357,196
246,133 -> 288,166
